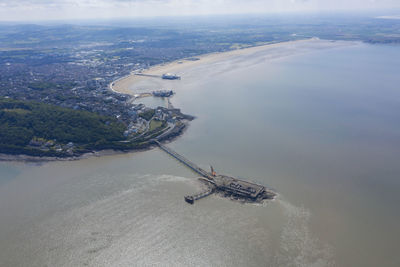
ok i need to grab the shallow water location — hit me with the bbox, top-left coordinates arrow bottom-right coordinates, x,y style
1,42 -> 400,266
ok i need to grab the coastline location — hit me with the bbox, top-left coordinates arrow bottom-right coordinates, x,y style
0,131 -> 179,163
1,38 -> 358,162
0,120 -> 190,162
110,38 -> 358,95
110,40 -> 299,94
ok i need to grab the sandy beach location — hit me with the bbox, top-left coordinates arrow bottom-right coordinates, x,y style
3,39 -> 400,267
1,38 -> 356,163
111,38 -> 357,95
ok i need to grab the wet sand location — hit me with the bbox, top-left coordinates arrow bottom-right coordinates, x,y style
111,38 -> 355,95
0,38 -> 357,164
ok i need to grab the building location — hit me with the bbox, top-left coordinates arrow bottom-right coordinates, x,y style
162,73 -> 181,80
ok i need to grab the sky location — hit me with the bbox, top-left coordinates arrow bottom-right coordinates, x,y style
0,0 -> 399,21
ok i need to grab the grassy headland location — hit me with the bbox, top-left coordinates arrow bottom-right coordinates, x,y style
0,97 -> 190,159
0,97 -> 127,157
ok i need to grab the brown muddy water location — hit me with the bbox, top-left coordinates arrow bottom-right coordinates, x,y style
1,41 -> 400,266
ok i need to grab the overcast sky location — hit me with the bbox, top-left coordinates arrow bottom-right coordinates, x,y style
0,0 -> 399,21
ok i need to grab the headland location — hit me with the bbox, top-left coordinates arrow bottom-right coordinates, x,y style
0,38 -> 357,161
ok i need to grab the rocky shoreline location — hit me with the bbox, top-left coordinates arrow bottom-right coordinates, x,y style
0,120 -> 191,162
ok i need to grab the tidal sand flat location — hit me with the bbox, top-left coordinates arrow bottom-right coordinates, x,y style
111,38 -> 354,95
1,41 -> 400,267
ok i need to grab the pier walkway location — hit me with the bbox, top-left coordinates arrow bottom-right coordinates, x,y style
154,140 -> 211,179
135,73 -> 161,78
184,186 -> 215,204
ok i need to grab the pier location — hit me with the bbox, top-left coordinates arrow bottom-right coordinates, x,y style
134,73 -> 161,78
134,73 -> 181,80
184,186 -> 215,204
155,140 -> 212,179
154,140 -> 275,204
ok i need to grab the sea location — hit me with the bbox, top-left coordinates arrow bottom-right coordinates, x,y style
1,42 -> 400,267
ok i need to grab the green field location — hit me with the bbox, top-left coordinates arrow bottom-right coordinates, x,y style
149,119 -> 163,132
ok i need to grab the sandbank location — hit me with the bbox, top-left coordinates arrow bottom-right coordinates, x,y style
111,38 -> 358,95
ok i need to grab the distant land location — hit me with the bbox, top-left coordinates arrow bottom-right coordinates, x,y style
0,14 -> 399,159
377,15 -> 400,20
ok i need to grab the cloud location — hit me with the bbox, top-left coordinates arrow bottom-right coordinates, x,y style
0,0 -> 399,21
